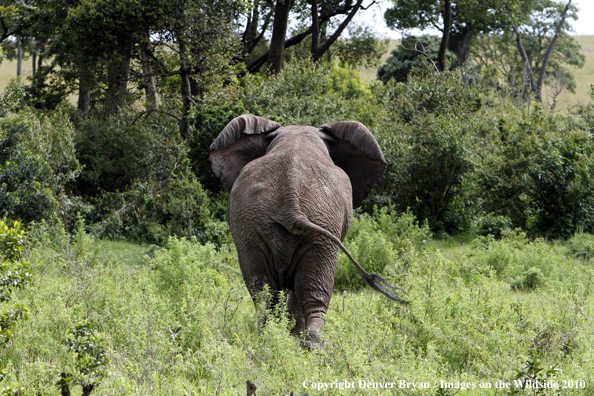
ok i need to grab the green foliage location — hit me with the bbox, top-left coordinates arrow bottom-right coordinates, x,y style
476,213 -> 512,239
510,349 -> 561,395
333,25 -> 389,69
0,78 -> 25,117
91,169 -> 229,246
330,65 -> 369,99
466,228 -> 555,290
379,113 -> 477,232
241,58 -> 356,126
0,106 -> 80,223
566,228 -> 594,260
0,221 -> 31,347
73,107 -> 182,196
335,209 -> 430,291
377,35 -> 446,83
189,99 -> 246,193
478,105 -> 594,238
2,220 -> 594,394
470,1 -> 584,101
374,206 -> 432,252
63,320 -> 110,392
387,69 -> 482,122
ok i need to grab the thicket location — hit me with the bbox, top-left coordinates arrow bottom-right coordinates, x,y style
2,60 -> 594,241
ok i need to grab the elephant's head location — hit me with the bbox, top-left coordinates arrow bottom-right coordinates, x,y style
209,115 -> 386,208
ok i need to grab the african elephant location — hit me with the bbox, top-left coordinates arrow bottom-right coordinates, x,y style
209,115 -> 405,347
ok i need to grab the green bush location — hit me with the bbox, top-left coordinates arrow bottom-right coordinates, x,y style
374,206 -> 432,252
334,214 -> 396,291
335,209 -> 430,291
188,100 -> 246,194
377,35 -> 447,84
241,58 -> 357,126
386,70 -> 482,122
467,229 -> 555,290
476,213 -> 513,239
0,107 -> 80,223
566,228 -> 594,260
73,107 -> 182,197
0,221 -> 31,347
478,105 -> 594,238
90,169 -> 229,246
378,114 -> 477,232
330,65 -> 369,99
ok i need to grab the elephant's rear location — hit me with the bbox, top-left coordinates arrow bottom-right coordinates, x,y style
228,132 -> 352,293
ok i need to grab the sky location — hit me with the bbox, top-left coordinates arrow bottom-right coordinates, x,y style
354,0 -> 594,39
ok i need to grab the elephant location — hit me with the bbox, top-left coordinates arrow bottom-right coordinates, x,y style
209,115 -> 406,347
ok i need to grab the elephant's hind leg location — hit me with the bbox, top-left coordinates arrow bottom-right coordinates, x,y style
287,290 -> 306,336
292,241 -> 338,348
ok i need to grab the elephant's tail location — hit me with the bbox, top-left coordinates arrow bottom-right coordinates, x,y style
292,216 -> 409,304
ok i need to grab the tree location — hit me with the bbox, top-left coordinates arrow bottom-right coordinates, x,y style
377,35 -> 446,83
244,0 -> 380,73
143,0 -> 244,138
512,0 -> 578,102
385,0 -> 521,70
470,0 -> 583,103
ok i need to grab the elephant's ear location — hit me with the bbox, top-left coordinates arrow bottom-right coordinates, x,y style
209,115 -> 281,190
320,121 -> 387,208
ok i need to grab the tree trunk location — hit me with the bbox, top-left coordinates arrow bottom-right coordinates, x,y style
513,0 -> 571,103
437,0 -> 452,72
81,384 -> 94,396
535,0 -> 572,103
311,0 -> 364,62
452,26 -> 473,68
513,23 -> 539,100
32,53 -> 36,75
78,69 -> 91,119
311,0 -> 319,55
268,0 -> 293,73
141,36 -> 158,110
178,38 -> 192,139
16,38 -> 22,76
106,46 -> 131,112
58,373 -> 71,396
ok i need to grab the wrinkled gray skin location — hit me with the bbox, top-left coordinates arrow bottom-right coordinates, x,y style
209,115 -> 406,347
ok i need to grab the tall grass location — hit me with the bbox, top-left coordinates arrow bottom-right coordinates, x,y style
2,217 -> 593,395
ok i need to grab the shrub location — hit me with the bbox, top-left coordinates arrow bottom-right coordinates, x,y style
90,169 -> 229,246
385,70 -> 482,122
334,214 -> 396,291
335,209 -> 429,291
0,107 -> 80,223
566,228 -> 594,260
377,35 -> 447,84
477,105 -> 594,238
467,229 -> 555,290
0,221 -> 31,347
241,58 -> 355,126
188,100 -> 246,194
378,114 -> 477,232
374,206 -> 432,252
73,107 -> 182,197
476,213 -> 513,239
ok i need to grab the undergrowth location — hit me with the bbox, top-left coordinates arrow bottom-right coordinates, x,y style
0,217 -> 592,395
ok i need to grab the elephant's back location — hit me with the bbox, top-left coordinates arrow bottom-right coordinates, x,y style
228,140 -> 352,288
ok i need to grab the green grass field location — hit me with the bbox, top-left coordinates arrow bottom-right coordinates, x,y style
3,216 -> 594,395
555,35 -> 594,108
